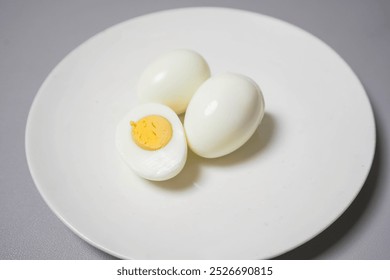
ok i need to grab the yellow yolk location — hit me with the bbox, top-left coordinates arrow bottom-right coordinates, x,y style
130,115 -> 173,150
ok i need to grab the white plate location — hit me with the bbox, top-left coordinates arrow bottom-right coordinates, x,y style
25,7 -> 376,259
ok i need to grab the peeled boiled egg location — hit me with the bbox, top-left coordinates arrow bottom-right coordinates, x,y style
184,73 -> 265,158
137,49 -> 211,114
116,103 -> 187,181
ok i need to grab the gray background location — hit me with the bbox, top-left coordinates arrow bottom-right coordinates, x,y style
1,0 -> 389,259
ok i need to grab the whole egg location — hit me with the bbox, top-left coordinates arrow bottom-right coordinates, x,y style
184,73 -> 265,158
137,49 -> 211,114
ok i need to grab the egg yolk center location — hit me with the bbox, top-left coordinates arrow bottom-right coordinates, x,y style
130,115 -> 172,151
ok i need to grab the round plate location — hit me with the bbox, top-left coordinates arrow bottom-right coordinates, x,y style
25,7 -> 375,259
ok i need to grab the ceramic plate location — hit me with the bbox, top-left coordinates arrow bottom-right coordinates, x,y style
25,7 -> 375,259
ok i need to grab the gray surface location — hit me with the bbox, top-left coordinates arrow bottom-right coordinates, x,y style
1,0 -> 389,259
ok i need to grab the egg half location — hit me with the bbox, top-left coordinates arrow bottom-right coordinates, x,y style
116,103 -> 187,181
137,49 -> 211,114
184,73 -> 265,158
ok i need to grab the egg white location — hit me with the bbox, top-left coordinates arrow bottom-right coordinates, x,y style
137,49 -> 211,114
116,103 -> 187,181
184,73 -> 265,158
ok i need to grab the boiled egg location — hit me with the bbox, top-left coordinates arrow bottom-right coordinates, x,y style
137,49 -> 211,114
184,73 -> 265,158
116,103 -> 187,181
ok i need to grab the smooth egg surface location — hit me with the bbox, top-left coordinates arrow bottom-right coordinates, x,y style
116,103 -> 187,181
184,73 -> 265,158
137,49 -> 211,114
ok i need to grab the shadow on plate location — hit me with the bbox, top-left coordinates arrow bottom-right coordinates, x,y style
273,106 -> 381,260
151,112 -> 276,191
201,112 -> 275,167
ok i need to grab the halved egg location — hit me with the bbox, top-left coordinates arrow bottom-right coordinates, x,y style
116,103 -> 187,181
